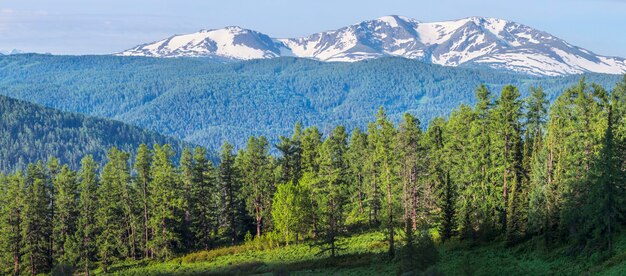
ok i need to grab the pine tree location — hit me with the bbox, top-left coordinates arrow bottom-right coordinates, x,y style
149,144 -> 183,259
51,165 -> 78,265
397,113 -> 425,231
75,155 -> 98,275
315,126 -> 349,257
491,85 -> 524,242
371,107 -> 398,258
426,118 -> 455,241
179,147 -> 195,249
276,123 -> 303,184
0,173 -> 25,275
239,136 -> 273,239
189,146 -> 218,250
301,126 -> 323,174
134,144 -> 152,258
525,87 -> 550,236
548,79 -> 608,240
346,128 -> 369,224
578,105 -> 625,252
21,163 -> 52,275
96,148 -> 128,273
470,85 -> 495,233
445,106 -> 477,240
219,142 -> 245,245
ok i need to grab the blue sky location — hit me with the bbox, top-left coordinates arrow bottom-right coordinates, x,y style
1,0 -> 625,56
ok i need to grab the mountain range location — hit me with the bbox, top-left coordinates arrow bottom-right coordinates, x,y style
0,54 -> 622,150
117,15 -> 626,76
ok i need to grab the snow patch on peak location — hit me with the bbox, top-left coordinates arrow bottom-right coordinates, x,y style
117,15 -> 626,76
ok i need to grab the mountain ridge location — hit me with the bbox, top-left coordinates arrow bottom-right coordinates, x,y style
117,15 -> 626,76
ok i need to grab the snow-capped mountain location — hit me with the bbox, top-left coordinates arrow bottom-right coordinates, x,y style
117,15 -> 626,76
119,26 -> 286,60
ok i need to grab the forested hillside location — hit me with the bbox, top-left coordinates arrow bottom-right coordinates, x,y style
0,95 -> 190,172
0,54 -> 622,149
1,77 -> 624,275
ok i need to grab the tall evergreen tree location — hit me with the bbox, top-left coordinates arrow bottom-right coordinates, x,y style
239,136 -> 273,239
219,142 -> 245,245
51,165 -> 78,264
276,123 -> 303,184
21,163 -> 52,275
397,113 -> 426,230
315,126 -> 349,257
96,148 -> 128,273
189,147 -> 218,250
0,173 -> 25,276
346,128 -> 369,224
179,147 -> 195,249
491,85 -> 524,242
301,126 -> 323,174
134,144 -> 152,258
371,107 -> 398,258
149,144 -> 183,259
445,106 -> 477,239
75,156 -> 99,275
426,118 -> 455,241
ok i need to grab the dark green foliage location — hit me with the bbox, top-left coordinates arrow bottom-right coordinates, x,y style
21,163 -> 52,275
75,155 -> 98,274
400,221 -> 439,273
0,75 -> 625,275
0,94 -> 189,173
149,144 -> 183,259
218,142 -> 248,245
188,147 -> 219,251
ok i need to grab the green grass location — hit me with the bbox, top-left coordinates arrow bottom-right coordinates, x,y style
102,230 -> 626,275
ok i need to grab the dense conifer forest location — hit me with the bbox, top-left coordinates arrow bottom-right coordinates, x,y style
0,54 -> 622,148
0,95 -> 190,172
1,77 -> 624,274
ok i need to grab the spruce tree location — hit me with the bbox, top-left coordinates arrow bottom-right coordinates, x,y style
371,107 -> 398,258
397,113 -> 425,231
426,118 -> 455,241
51,165 -> 78,265
75,155 -> 99,275
0,173 -> 25,275
219,142 -> 245,245
179,147 -> 195,249
276,123 -> 303,184
491,85 -> 524,242
239,136 -> 273,239
134,144 -> 152,258
21,163 -> 52,275
96,148 -> 127,273
189,146 -> 218,250
346,128 -> 369,224
149,144 -> 183,259
445,106 -> 477,239
315,126 -> 349,257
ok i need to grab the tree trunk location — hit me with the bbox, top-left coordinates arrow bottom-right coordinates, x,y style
13,252 -> 19,276
503,135 -> 509,231
143,178 -> 149,258
385,162 -> 394,258
255,201 -> 262,239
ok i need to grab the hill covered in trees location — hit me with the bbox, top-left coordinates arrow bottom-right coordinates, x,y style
0,94 -> 190,172
1,77 -> 624,275
0,54 -> 622,149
